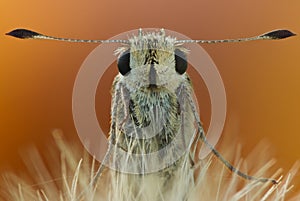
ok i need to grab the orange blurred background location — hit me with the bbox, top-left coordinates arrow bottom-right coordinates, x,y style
0,0 -> 299,196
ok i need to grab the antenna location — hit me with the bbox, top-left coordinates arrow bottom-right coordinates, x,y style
6,28 -> 130,44
176,29 -> 296,44
6,28 -> 295,45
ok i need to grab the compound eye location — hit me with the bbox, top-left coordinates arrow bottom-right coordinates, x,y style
117,50 -> 131,75
175,49 -> 187,75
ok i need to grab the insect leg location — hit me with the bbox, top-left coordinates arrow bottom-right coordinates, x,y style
76,83 -> 130,200
182,83 -> 278,184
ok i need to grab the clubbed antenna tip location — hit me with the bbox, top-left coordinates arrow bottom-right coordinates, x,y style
262,29 -> 296,39
5,29 -> 41,39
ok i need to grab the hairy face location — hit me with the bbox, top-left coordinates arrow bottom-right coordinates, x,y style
116,30 -> 189,93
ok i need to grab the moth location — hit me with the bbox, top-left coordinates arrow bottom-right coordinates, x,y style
6,28 -> 295,201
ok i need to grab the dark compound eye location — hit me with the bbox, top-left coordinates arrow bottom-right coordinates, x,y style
117,50 -> 131,75
175,49 -> 187,75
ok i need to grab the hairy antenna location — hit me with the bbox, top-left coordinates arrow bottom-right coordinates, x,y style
6,28 -> 130,44
176,29 -> 296,44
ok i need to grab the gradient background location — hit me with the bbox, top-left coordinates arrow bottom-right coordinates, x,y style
1,0 -> 299,196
